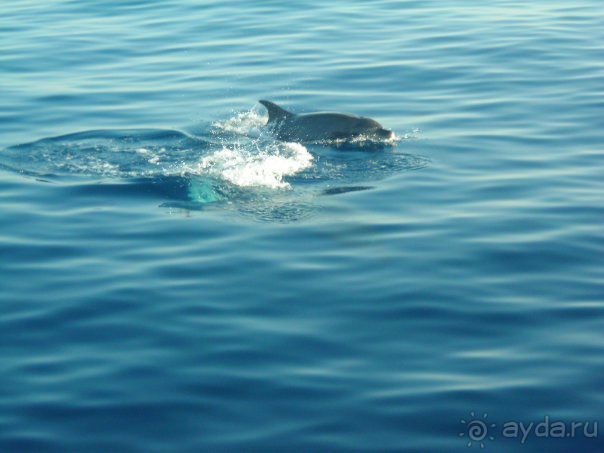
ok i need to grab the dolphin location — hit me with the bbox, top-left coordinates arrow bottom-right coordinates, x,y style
259,100 -> 394,143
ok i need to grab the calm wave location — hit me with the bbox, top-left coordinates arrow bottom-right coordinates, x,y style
1,1 -> 603,451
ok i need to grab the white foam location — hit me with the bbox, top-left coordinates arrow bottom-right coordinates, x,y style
212,109 -> 267,136
189,141 -> 313,189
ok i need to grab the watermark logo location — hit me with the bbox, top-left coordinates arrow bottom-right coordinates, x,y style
459,412 -> 496,448
459,412 -> 598,448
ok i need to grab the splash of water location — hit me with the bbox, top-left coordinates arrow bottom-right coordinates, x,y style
212,109 -> 267,137
189,141 -> 313,189
201,108 -> 314,188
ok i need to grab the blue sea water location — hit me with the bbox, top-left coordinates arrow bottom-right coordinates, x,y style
1,1 -> 604,451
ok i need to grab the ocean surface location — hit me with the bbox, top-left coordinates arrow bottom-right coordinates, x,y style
1,1 -> 603,451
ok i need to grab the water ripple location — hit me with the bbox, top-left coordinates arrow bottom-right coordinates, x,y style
1,0 -> 604,451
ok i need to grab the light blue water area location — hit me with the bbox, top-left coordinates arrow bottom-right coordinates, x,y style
1,1 -> 604,451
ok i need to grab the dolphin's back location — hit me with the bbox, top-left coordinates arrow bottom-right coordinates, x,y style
259,100 -> 392,143
293,113 -> 363,140
259,100 -> 294,123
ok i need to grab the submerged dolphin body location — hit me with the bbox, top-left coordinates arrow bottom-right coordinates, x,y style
259,100 -> 394,144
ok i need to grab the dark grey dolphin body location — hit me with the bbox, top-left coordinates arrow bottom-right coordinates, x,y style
259,100 -> 394,143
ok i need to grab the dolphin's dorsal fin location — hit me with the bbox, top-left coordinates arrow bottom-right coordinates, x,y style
259,100 -> 294,123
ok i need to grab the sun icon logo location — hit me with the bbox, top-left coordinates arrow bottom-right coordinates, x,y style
459,412 -> 496,448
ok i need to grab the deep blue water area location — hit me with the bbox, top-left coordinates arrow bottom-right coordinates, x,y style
1,1 -> 604,451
